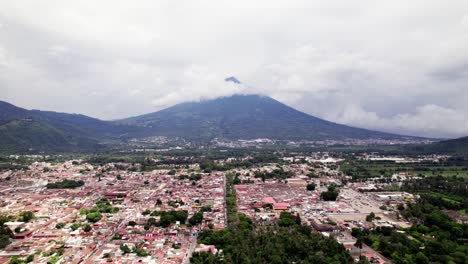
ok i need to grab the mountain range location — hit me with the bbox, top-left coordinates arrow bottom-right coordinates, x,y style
0,94 -> 461,153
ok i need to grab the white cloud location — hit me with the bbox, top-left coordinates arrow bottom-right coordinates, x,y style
0,0 -> 467,138
328,104 -> 468,138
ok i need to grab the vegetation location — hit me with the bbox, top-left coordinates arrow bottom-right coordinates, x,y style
120,244 -> 131,254
321,185 -> 339,201
83,224 -> 92,232
193,222 -> 351,263
0,214 -> 13,249
342,158 -> 468,182
189,211 -> 204,226
405,175 -> 468,214
365,212 -> 377,222
120,244 -> 148,256
146,210 -> 188,228
306,182 -> 316,191
179,173 -> 202,181
278,211 -> 301,227
46,179 -> 84,189
86,212 -> 102,223
254,167 -> 295,181
191,168 -> 351,263
353,191 -> 468,264
18,211 -> 35,223
79,198 -> 119,223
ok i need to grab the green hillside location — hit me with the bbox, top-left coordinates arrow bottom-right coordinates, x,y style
0,101 -> 137,153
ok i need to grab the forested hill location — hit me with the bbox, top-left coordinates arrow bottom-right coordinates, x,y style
0,101 -> 139,153
409,136 -> 468,155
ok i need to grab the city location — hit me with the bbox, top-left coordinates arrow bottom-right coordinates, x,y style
1,151 -> 466,263
1,1 -> 468,263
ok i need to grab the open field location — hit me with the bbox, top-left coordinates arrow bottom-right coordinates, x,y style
341,159 -> 468,180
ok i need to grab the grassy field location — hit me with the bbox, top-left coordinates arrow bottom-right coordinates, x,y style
341,159 -> 468,180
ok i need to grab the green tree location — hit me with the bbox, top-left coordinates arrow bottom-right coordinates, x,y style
355,237 -> 363,257
189,211 -> 204,225
366,212 -> 376,222
415,252 -> 430,264
120,244 -> 131,254
19,211 -> 35,223
0,224 -> 13,249
83,224 -> 92,232
86,212 -> 102,223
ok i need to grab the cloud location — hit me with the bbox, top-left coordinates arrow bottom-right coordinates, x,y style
327,104 -> 468,138
0,0 -> 467,138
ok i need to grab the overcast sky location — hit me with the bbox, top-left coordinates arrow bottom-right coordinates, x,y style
1,1 -> 467,138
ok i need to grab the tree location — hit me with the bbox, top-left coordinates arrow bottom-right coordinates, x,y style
83,224 -> 92,232
86,212 -> 102,223
357,255 -> 370,264
0,224 -> 13,249
415,252 -> 429,264
189,211 -> 204,225
355,237 -> 363,257
278,217 -> 294,227
46,179 -> 84,189
193,217 -> 352,263
366,212 -> 376,222
120,244 -> 131,254
128,221 -> 137,227
8,256 -> 22,264
278,212 -> 301,227
201,206 -> 212,212
320,186 -> 339,201
142,209 -> 151,215
306,182 -> 316,191
233,175 -> 241,185
19,211 -> 35,223
133,247 -> 149,257
70,223 -> 81,231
